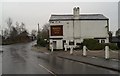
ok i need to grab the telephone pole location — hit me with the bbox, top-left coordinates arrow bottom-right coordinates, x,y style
38,23 -> 40,34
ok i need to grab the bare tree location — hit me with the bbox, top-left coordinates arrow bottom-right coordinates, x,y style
42,23 -> 49,31
41,23 -> 50,39
116,29 -> 120,49
10,26 -> 18,38
108,31 -> 113,42
20,22 -> 26,32
37,23 -> 50,46
116,28 -> 120,37
15,21 -> 21,34
1,30 -> 4,36
31,30 -> 37,40
3,28 -> 9,39
31,30 -> 37,36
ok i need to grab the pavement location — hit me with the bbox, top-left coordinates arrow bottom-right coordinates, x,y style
32,46 -> 120,72
58,52 -> 119,72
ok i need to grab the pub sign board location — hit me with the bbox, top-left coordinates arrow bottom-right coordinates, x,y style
51,25 -> 63,36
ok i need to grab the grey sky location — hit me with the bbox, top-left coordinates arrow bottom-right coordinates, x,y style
0,2 -> 119,35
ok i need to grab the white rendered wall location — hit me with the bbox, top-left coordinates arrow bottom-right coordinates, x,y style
49,20 -> 109,49
56,40 -> 63,49
62,21 -> 73,40
50,39 -> 63,49
74,20 -> 81,39
80,20 -> 108,38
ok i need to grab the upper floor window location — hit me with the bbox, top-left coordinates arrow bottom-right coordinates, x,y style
51,21 -> 54,23
67,22 -> 69,24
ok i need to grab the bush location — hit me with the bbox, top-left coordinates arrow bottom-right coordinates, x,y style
117,42 -> 120,49
83,39 -> 104,50
83,39 -> 119,50
37,37 -> 47,47
109,43 -> 119,50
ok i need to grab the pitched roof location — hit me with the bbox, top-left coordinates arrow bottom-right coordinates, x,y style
49,14 -> 108,21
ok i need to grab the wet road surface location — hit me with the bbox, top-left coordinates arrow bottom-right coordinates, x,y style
0,52 -> 2,75
2,41 -> 119,74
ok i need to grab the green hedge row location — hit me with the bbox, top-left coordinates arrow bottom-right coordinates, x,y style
83,39 -> 119,50
37,37 -> 47,47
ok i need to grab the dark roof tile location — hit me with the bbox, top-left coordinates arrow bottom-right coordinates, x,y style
49,14 -> 108,21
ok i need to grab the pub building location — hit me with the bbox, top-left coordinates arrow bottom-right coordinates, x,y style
48,7 -> 109,50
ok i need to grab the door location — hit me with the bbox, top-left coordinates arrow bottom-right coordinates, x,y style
63,40 -> 66,50
53,41 -> 57,49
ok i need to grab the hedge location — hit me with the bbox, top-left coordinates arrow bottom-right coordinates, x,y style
83,39 -> 119,50
37,37 -> 47,47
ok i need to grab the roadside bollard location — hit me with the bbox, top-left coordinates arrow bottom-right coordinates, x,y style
51,46 -> 53,52
50,43 -> 53,52
83,46 -> 87,56
105,46 -> 109,59
64,44 -> 67,51
70,46 -> 73,54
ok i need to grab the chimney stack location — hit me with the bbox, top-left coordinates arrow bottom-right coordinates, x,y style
73,7 -> 80,19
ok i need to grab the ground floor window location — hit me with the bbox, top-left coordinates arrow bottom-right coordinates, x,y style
101,39 -> 105,43
69,41 -> 74,45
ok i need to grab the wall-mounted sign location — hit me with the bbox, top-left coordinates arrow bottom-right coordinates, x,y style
51,25 -> 63,36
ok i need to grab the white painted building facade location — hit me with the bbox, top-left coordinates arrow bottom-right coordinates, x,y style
49,7 -> 109,50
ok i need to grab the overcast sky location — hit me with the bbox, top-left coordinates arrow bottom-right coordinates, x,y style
0,1 -> 119,35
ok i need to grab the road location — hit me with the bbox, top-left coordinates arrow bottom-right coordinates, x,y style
0,52 -> 2,75
1,41 -> 119,75
0,45 -> 2,75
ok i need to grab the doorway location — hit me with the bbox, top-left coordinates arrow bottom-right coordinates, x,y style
53,41 -> 57,49
63,40 -> 66,50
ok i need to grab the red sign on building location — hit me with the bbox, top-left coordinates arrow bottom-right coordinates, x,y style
51,25 -> 63,36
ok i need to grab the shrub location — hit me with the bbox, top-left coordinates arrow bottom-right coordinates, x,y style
117,42 -> 120,49
37,37 -> 47,47
108,43 -> 119,50
83,39 -> 119,50
83,39 -> 104,50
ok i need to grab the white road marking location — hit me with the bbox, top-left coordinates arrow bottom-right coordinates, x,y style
111,59 -> 119,62
44,52 -> 49,55
91,57 -> 97,58
38,64 -> 56,76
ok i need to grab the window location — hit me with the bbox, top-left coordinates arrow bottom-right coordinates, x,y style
101,40 -> 105,43
76,43 -> 81,45
63,40 -> 66,43
69,41 -> 74,45
95,39 -> 99,43
51,21 -> 54,23
67,22 -> 69,24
